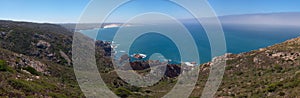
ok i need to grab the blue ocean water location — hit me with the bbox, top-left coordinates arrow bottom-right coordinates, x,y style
80,23 -> 300,64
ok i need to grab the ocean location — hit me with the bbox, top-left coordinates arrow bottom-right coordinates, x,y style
80,23 -> 300,64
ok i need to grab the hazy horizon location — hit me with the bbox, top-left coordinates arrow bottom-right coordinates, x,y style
1,0 -> 300,23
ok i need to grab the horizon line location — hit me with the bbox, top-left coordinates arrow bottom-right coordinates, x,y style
1,12 -> 299,24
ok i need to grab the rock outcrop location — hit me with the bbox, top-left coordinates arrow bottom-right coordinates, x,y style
36,40 -> 51,49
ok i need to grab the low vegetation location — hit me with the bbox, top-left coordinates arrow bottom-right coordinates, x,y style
0,60 -> 14,72
0,20 -> 300,97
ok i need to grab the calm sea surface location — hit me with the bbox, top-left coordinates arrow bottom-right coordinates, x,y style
80,23 -> 300,64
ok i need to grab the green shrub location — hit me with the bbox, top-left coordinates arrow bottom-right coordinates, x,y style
189,97 -> 200,98
0,60 -> 8,71
226,60 -> 238,65
125,86 -> 141,92
278,92 -> 285,96
8,79 -> 42,92
25,96 -> 36,98
0,60 -> 14,72
23,66 -> 41,76
283,80 -> 300,89
48,93 -> 68,98
226,66 -> 234,70
266,82 -> 282,92
274,64 -> 283,73
115,87 -> 132,98
235,71 -> 243,76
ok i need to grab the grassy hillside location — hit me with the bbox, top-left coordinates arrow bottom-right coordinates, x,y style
0,20 -> 299,97
0,20 -> 86,97
96,37 -> 300,98
190,37 -> 300,97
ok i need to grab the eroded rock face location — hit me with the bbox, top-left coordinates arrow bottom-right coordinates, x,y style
0,50 -> 48,75
14,54 -> 47,73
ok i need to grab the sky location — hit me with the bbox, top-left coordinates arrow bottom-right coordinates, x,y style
0,0 -> 300,23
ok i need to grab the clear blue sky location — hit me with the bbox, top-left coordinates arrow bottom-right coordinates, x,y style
0,0 -> 300,23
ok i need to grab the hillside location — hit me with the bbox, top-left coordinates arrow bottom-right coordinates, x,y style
190,37 -> 300,97
98,36 -> 300,98
0,20 -> 86,97
0,20 -> 299,97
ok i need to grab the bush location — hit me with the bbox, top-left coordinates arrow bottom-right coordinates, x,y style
235,71 -> 243,76
125,86 -> 141,92
278,92 -> 285,96
115,87 -> 132,98
0,60 -> 7,71
0,60 -> 14,72
48,93 -> 68,98
274,64 -> 283,73
8,79 -> 42,92
23,66 -> 41,76
283,79 -> 300,89
266,82 -> 282,92
226,66 -> 234,70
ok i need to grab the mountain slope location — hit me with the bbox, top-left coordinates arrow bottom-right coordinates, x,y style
0,48 -> 84,97
0,20 -> 73,66
0,20 -> 86,97
0,20 -> 300,97
190,37 -> 300,97
0,20 -> 115,97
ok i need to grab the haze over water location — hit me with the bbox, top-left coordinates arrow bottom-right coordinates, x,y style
81,22 -> 300,64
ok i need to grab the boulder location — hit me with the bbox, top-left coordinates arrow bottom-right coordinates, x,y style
59,50 -> 71,65
1,32 -> 6,36
36,40 -> 51,49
